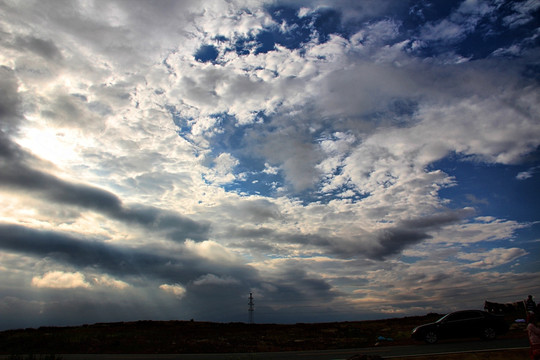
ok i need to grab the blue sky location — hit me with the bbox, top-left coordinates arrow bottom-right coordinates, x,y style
0,0 -> 539,330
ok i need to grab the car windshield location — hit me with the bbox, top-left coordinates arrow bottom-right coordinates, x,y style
436,313 -> 451,323
435,311 -> 484,323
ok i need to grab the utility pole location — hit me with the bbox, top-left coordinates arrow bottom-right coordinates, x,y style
248,292 -> 254,324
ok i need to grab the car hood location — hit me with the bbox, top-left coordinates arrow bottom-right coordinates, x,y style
412,322 -> 438,332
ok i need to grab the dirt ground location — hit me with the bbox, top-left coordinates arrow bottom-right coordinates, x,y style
0,314 -> 530,356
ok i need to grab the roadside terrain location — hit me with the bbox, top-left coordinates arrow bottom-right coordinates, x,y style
0,313 -> 528,355
390,349 -> 529,360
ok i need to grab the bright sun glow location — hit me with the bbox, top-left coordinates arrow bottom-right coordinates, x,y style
16,126 -> 81,166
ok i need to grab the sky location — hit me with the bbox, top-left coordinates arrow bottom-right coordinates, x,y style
0,0 -> 539,330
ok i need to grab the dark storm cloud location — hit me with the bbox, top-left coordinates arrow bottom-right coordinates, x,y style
14,35 -> 63,61
272,266 -> 334,299
280,230 -> 424,260
356,209 -> 475,259
231,199 -> 283,223
0,67 -> 22,134
364,208 -> 476,259
229,208 -> 473,260
0,135 -> 210,242
117,205 -> 210,242
0,131 -> 21,160
179,263 -> 340,323
0,223 -> 134,275
400,208 -> 475,230
228,226 -> 276,239
0,223 -> 243,284
367,227 -> 431,260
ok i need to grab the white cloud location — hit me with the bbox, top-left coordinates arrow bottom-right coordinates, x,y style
403,91 -> 540,166
517,166 -> 539,180
31,271 -> 129,290
204,153 -> 240,185
262,162 -> 279,175
298,7 -> 312,18
458,247 -> 529,269
214,153 -> 239,174
184,239 -> 241,264
159,283 -> 187,298
92,275 -> 130,290
31,271 -> 90,289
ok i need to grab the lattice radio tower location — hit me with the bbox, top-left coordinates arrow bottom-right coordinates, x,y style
248,292 -> 254,324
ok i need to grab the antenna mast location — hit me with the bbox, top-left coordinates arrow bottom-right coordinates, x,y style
248,292 -> 254,324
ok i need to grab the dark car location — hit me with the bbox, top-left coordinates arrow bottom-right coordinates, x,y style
411,310 -> 508,344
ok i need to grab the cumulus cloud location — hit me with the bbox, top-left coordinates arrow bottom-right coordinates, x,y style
205,153 -> 240,184
184,239 -> 241,264
32,271 -> 90,289
92,275 -> 130,290
30,270 -> 129,290
159,284 -> 187,299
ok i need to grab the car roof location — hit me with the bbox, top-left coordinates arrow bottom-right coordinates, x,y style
438,310 -> 486,320
452,310 -> 484,313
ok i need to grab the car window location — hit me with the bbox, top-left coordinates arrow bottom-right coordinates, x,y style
462,311 -> 483,319
445,311 -> 482,322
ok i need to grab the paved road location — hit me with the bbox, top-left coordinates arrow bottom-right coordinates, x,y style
0,337 -> 529,360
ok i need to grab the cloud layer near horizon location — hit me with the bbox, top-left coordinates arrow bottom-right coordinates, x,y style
0,0 -> 539,329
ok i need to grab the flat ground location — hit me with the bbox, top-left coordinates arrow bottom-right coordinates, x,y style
390,348 -> 529,360
0,314 -> 530,356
